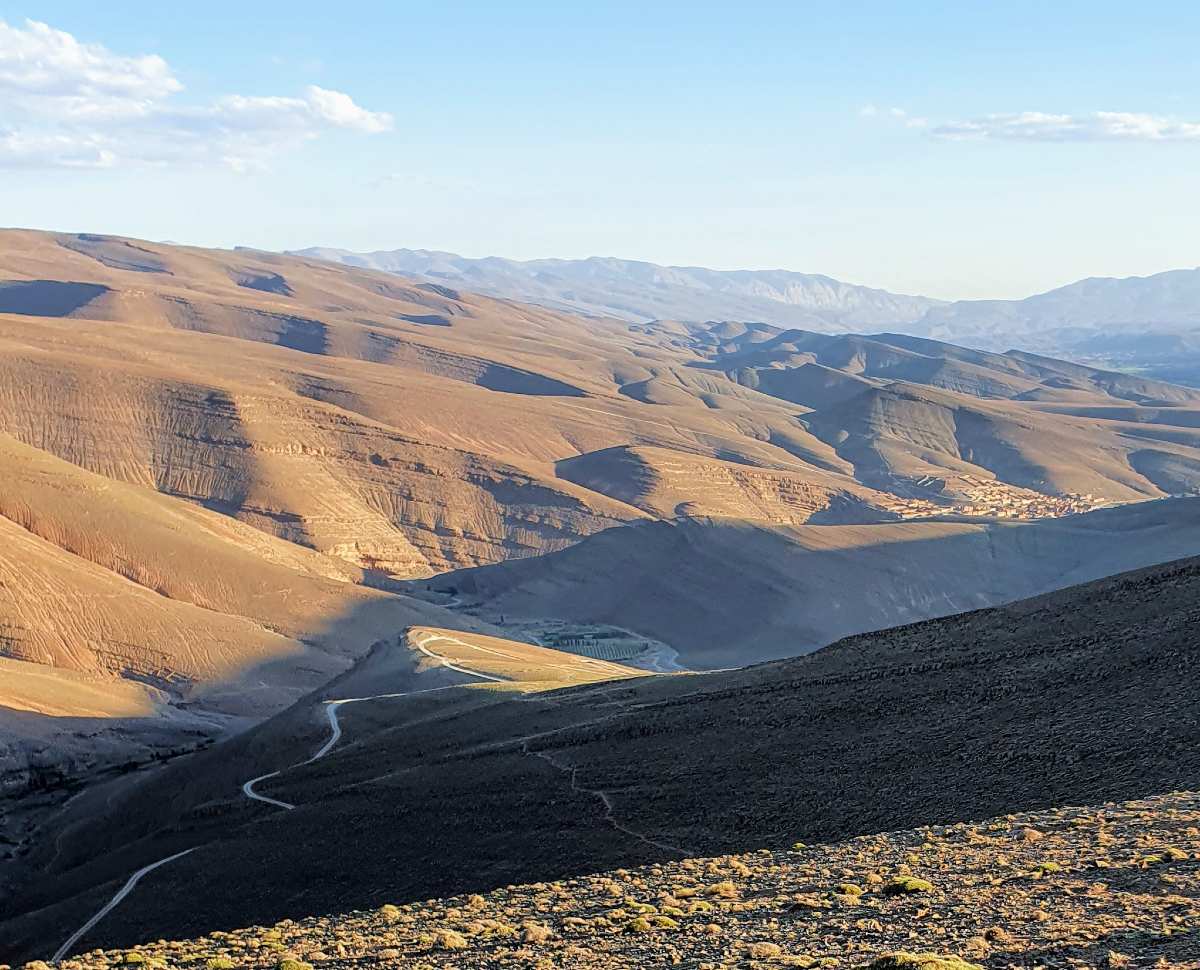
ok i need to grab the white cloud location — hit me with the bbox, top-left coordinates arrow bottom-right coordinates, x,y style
930,111 -> 1200,142
0,128 -> 117,168
0,19 -> 178,102
860,104 -> 927,129
0,18 -> 392,170
304,85 -> 391,133
890,107 -> 928,130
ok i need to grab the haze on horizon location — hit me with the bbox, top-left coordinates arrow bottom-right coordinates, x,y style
2,1 -> 1199,301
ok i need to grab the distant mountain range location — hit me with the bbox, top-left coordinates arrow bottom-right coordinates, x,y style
289,247 -> 1200,385
917,266 -> 1200,345
287,247 -> 946,330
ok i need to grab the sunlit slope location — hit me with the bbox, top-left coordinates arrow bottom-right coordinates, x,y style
2,229 -> 853,574
0,337 -> 644,577
9,227 -> 1200,581
0,434 -> 465,701
0,657 -> 160,720
640,321 -> 1200,500
555,445 -> 890,522
408,626 -> 648,692
802,381 -> 1200,500
0,511 -> 325,709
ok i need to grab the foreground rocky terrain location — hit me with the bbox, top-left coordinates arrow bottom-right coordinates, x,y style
37,791 -> 1200,969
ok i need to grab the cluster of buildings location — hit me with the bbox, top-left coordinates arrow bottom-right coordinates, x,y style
883,475 -> 1109,522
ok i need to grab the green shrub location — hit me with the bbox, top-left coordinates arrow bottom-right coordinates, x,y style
433,930 -> 468,951
205,959 -> 237,970
868,954 -> 983,970
626,915 -> 678,933
883,876 -> 935,895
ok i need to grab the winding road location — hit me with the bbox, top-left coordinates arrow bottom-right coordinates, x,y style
52,630 -> 509,961
51,849 -> 197,962
52,628 -> 658,962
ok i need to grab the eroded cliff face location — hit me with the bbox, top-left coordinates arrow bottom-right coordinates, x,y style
0,352 -> 639,579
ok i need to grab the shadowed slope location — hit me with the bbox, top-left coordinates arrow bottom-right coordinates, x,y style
4,553 -> 1197,959
51,791 -> 1200,970
440,498 -> 1200,666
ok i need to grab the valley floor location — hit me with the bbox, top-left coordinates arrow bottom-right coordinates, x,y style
42,791 -> 1200,970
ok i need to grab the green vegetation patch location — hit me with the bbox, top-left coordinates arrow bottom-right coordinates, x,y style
883,876 -> 935,895
868,954 -> 983,970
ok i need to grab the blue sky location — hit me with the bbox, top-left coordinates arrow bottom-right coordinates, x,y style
1,2 -> 1198,299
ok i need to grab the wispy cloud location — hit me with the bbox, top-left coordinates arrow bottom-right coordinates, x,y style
0,19 -> 392,170
859,104 -> 927,129
930,111 -> 1200,142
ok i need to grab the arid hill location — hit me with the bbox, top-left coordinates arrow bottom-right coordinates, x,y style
0,427 -> 488,801
6,553 -> 1196,960
296,246 -> 1200,387
5,227 -> 1200,810
47,791 -> 1200,970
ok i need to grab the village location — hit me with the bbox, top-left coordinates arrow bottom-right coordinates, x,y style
881,474 -> 1110,522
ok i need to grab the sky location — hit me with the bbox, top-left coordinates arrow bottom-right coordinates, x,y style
1,1 -> 1198,300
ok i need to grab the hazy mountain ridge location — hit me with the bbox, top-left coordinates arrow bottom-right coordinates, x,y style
917,267 -> 1200,340
288,247 -> 945,330
294,246 -> 1200,384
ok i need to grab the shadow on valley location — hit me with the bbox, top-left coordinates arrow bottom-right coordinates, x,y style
2,553 -> 1199,962
0,280 -> 110,317
437,499 -> 1200,667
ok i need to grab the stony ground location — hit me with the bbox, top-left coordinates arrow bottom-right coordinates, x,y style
34,792 -> 1200,970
